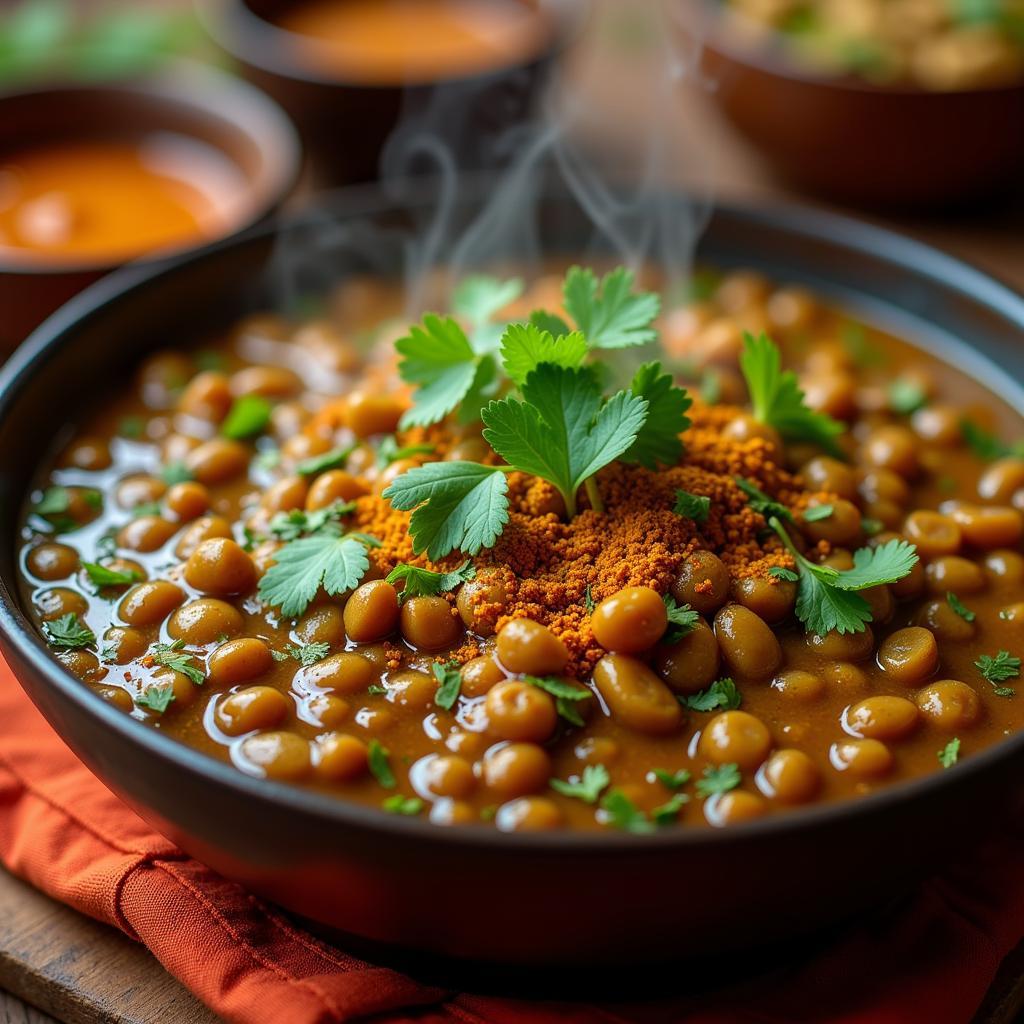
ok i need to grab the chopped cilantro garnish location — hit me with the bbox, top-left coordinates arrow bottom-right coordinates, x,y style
272,642 -> 331,667
735,477 -> 792,521
267,500 -> 354,541
367,739 -> 396,788
367,683 -> 387,695
550,763 -> 610,804
221,395 -> 273,440
802,504 -> 834,523
160,461 -> 193,485
651,792 -> 689,825
673,489 -> 710,523
739,333 -> 844,457
131,501 -> 162,519
681,677 -> 741,712
523,675 -> 592,726
947,591 -> 976,622
769,566 -> 799,582
770,517 -> 917,635
149,639 -> 204,686
376,437 -> 436,468
295,444 -> 357,477
43,613 -> 95,650
562,266 -> 660,348
652,768 -> 692,790
861,517 -> 884,536
695,763 -> 742,798
119,416 -> 144,439
888,378 -> 928,415
583,584 -> 596,614
82,562 -> 141,590
35,486 -> 71,517
385,561 -> 475,602
960,418 -> 1024,461
975,650 -> 1021,688
663,595 -> 699,643
432,661 -> 463,710
382,794 -> 423,815
937,737 -> 961,769
600,788 -> 655,834
135,682 -> 175,714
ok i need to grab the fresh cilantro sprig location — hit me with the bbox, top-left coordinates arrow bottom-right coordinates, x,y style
960,419 -> 1024,462
385,561 -> 475,603
499,322 -> 587,386
563,266 -> 660,348
432,661 -> 463,710
947,592 -> 975,622
600,789 -> 655,834
735,477 -> 792,521
136,682 -> 176,714
680,677 -> 741,712
295,445 -> 356,477
272,642 -> 331,667
739,333 -> 844,457
652,768 -> 692,789
622,361 -> 692,469
222,395 -> 272,440
695,763 -> 742,797
523,675 -> 592,726
938,738 -> 960,768
267,500 -> 355,541
769,517 -> 918,636
453,275 -> 524,334
663,596 -> 699,643
43,613 -> 95,649
367,739 -> 396,789
550,763 -> 610,804
651,793 -> 689,825
673,489 -> 710,523
803,504 -> 834,523
148,639 -> 204,686
82,562 -> 141,590
976,650 -> 1020,696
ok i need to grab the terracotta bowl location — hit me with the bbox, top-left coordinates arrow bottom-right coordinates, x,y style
693,6 -> 1024,207
194,0 -> 587,185
1,184 -> 1024,978
0,63 -> 301,353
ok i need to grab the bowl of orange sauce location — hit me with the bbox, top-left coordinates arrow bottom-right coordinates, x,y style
0,63 -> 300,351
196,0 -> 586,184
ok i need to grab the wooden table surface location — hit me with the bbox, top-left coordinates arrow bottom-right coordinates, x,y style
2,5 -> 1023,1022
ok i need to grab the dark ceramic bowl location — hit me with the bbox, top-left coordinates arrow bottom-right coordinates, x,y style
0,63 -> 301,353
194,0 -> 586,185
693,5 -> 1024,207
1,185 -> 1024,971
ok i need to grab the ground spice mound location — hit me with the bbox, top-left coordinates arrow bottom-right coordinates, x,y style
352,402 -> 826,676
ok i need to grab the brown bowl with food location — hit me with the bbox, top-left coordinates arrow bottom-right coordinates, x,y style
0,63 -> 300,353
692,0 -> 1024,206
194,0 -> 587,185
3,182 -> 1024,974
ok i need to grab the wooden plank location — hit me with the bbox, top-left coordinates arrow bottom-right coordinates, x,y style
0,991 -> 58,1024
0,870 -> 218,1024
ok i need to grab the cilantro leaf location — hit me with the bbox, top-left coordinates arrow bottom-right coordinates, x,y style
959,419 -> 1024,461
739,333 -> 844,457
43,613 -> 95,650
795,569 -> 873,636
499,322 -> 588,386
622,361 -> 692,469
432,661 -> 463,710
583,585 -> 595,614
272,642 -> 331,667
663,595 -> 699,643
653,768 -> 692,789
258,534 -> 372,617
550,763 -> 610,804
367,739 -> 396,788
295,445 -> 356,477
267,500 -> 354,541
396,315 -> 497,428
889,378 -> 928,415
376,437 -> 436,468
385,560 -> 476,602
382,461 -> 509,559
523,675 -> 592,726
830,539 -> 920,590
136,682 -> 175,714
222,395 -> 273,440
938,737 -> 960,769
119,416 -> 144,438
482,364 -> 647,518
382,795 -> 423,815
34,486 -> 69,517
82,562 -> 141,589
681,677 -> 741,712
452,275 -> 523,328
803,504 -> 834,523
947,592 -> 976,622
673,489 -> 710,523
735,477 -> 792,521
651,792 -> 689,825
529,310 -> 572,336
160,461 -> 193,485
563,266 -> 660,348
600,788 -> 655,833
149,639 -> 205,686
976,650 -> 1021,686
769,566 -> 799,582
695,763 -> 742,797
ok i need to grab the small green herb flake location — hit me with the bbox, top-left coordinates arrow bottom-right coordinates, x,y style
272,642 -> 331,667
119,416 -> 144,439
802,504 -> 834,523
432,661 -> 463,710
131,501 -> 162,519
376,437 -> 436,468
385,560 -> 475,602
735,477 -> 792,521
382,794 -> 424,815
221,395 -> 273,440
861,517 -> 884,536
367,683 -> 387,695
681,677 -> 741,712
82,562 -> 140,589
136,682 -> 175,714
652,768 -> 692,790
368,739 -> 396,789
841,322 -> 885,368
550,763 -> 610,804
160,461 -> 193,485
888,378 -> 928,415
739,333 -> 844,457
695,763 -> 742,798
34,486 -> 69,517
960,419 -> 1024,462
651,792 -> 689,825
600,789 -> 655,834
523,675 -> 591,726
43,613 -> 95,650
149,639 -> 204,686
663,596 -> 699,643
295,444 -> 356,477
769,566 -> 799,582
562,266 -> 660,349
255,446 -> 281,472
195,350 -> 227,372
673,489 -> 710,523
975,650 -> 1021,685
583,585 -> 596,614
267,500 -> 354,541
938,737 -> 961,769
947,591 -> 976,623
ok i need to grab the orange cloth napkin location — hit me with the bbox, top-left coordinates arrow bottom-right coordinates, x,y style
1,655 -> 1022,1024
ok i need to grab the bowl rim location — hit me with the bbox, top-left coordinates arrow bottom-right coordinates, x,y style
3,187 -> 1024,853
194,0 -> 592,91
693,0 -> 1024,97
0,59 -> 302,277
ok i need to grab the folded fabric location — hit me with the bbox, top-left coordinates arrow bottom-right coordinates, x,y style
0,658 -> 1020,1024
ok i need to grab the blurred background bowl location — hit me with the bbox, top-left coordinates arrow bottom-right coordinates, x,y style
0,63 -> 301,351
194,0 -> 588,185
694,4 -> 1024,207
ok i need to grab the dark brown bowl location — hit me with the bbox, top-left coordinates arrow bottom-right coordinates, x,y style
693,7 -> 1024,206
2,184 -> 1024,972
194,0 -> 586,185
0,63 -> 301,353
